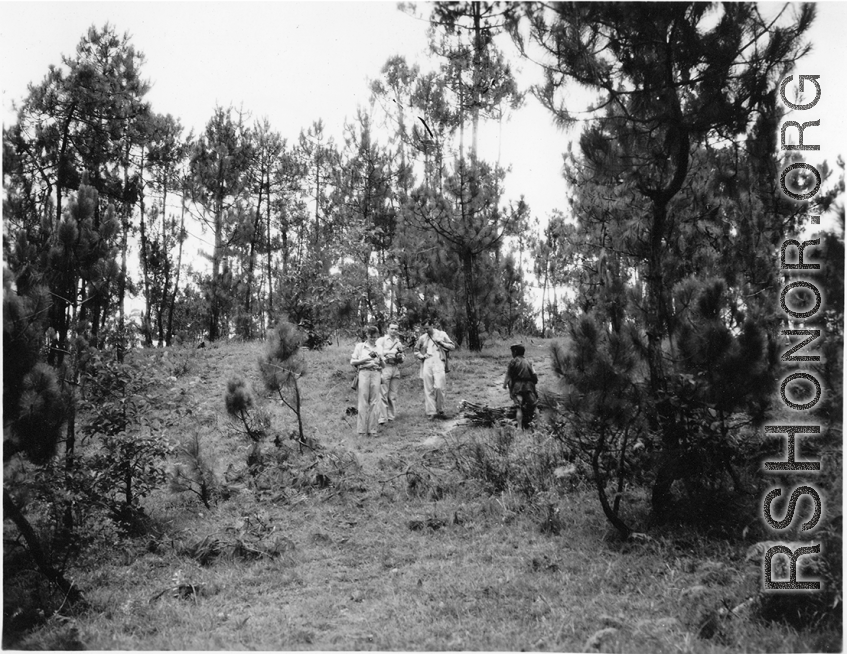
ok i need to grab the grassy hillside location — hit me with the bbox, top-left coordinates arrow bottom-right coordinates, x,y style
5,337 -> 840,651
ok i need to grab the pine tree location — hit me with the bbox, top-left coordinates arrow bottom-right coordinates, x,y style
143,113 -> 190,345
189,106 -> 254,341
518,2 -> 815,518
332,110 -> 400,326
3,270 -> 81,603
241,119 -> 283,338
259,320 -> 308,447
431,3 -> 521,349
4,23 -> 150,354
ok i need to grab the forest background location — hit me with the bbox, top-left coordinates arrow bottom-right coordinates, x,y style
2,2 -> 845,347
1,1 -> 845,650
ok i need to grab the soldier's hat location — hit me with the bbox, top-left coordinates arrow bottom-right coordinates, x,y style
510,343 -> 525,356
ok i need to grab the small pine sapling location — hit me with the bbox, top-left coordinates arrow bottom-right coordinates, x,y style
169,431 -> 219,508
547,314 -> 643,540
224,378 -> 269,442
259,320 -> 309,450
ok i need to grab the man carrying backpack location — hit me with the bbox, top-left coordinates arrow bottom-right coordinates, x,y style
503,343 -> 538,430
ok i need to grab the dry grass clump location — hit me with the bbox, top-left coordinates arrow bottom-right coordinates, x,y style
176,512 -> 297,567
446,424 -> 582,503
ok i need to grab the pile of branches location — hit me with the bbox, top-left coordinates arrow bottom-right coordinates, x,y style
458,400 -> 516,427
177,513 -> 296,566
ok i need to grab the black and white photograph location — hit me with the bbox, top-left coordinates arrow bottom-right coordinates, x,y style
1,1 -> 844,651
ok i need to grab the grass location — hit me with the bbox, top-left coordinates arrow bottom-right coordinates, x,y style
4,336 -> 841,651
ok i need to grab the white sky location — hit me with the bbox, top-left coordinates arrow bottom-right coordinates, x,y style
1,1 -> 845,235
0,0 -> 574,224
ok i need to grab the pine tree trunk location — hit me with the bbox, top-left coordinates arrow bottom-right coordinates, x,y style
541,260 -> 548,338
645,202 -> 668,394
209,162 -> 225,342
242,180 -> 264,339
591,427 -> 632,539
139,146 -> 153,346
117,205 -> 130,363
266,170 -> 275,325
314,158 -> 321,263
158,183 -> 170,346
462,251 -> 481,351
166,194 -> 186,346
471,2 -> 481,161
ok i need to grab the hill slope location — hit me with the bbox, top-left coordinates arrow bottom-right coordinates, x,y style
8,339 -> 838,652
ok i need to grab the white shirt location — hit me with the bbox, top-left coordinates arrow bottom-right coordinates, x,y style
376,335 -> 404,365
351,341 -> 383,370
416,329 -> 455,362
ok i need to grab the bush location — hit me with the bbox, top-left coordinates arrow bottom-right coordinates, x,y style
78,352 -> 178,528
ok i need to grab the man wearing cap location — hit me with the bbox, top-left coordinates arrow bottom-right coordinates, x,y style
414,320 -> 456,419
376,323 -> 405,424
503,343 -> 538,430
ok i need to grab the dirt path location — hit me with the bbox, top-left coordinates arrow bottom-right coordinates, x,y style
341,342 -> 558,481
185,339 -> 558,492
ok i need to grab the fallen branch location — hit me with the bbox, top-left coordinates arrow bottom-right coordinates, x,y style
458,400 -> 517,427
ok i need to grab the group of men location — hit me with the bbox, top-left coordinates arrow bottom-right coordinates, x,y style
350,320 -> 538,437
349,320 -> 455,437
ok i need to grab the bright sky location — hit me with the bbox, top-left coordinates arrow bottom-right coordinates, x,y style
1,1 -> 845,230
0,1 -> 572,225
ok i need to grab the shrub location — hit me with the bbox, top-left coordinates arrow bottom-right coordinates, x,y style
79,354 -> 175,528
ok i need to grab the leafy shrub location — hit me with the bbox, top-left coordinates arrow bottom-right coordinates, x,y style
300,319 -> 333,351
78,352 -> 177,529
21,457 -> 124,567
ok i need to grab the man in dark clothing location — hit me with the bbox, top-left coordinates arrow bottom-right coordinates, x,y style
503,343 -> 538,430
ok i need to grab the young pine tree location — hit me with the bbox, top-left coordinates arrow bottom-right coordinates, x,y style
259,320 -> 308,448
3,269 -> 81,603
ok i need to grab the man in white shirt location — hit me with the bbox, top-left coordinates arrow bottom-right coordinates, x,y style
350,325 -> 384,436
414,320 -> 456,419
376,323 -> 405,424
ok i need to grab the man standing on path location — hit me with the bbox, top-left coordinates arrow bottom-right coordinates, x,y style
376,323 -> 405,425
414,320 -> 455,420
350,325 -> 384,437
503,343 -> 538,430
